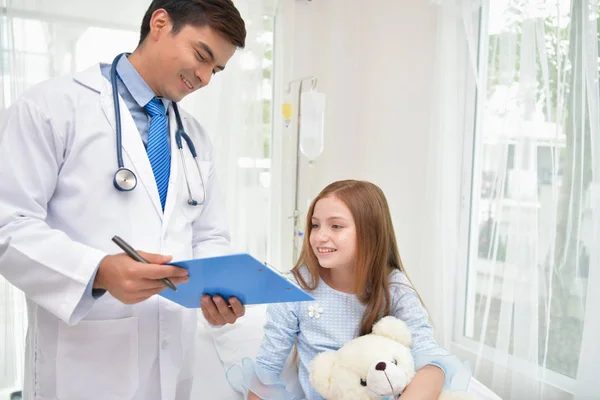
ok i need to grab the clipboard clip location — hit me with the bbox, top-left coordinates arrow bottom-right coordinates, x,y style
262,261 -> 287,277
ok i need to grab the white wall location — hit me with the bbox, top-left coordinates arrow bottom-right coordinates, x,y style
274,0 -> 439,304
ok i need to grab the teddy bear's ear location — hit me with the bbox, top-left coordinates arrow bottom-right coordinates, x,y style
372,316 -> 412,347
309,351 -> 337,398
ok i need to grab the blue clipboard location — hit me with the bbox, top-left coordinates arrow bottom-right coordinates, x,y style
159,253 -> 314,308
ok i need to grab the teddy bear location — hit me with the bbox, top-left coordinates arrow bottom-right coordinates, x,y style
309,316 -> 475,400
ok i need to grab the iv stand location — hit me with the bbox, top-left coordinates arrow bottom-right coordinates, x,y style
285,76 -> 317,264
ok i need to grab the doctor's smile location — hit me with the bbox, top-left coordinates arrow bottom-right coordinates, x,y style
181,74 -> 195,90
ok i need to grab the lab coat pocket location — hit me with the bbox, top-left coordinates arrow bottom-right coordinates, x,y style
56,317 -> 139,400
180,159 -> 210,222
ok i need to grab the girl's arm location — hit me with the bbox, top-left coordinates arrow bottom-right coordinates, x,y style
398,365 -> 445,400
390,272 -> 449,395
243,302 -> 300,399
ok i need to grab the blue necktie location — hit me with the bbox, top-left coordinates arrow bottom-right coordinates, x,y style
145,98 -> 170,211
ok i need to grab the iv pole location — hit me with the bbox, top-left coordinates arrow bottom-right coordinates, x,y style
285,76 -> 317,263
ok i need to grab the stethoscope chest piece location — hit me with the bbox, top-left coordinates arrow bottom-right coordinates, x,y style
113,167 -> 137,191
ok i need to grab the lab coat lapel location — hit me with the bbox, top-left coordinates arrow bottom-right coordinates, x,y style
162,105 -> 180,233
98,78 -> 164,220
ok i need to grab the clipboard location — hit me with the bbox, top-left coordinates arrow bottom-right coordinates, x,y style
159,253 -> 315,308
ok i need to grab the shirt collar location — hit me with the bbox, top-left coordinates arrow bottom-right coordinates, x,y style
116,54 -> 172,111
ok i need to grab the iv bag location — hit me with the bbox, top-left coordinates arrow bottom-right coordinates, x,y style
299,90 -> 326,160
282,103 -> 293,127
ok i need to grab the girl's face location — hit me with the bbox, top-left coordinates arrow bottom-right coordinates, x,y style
310,195 -> 357,272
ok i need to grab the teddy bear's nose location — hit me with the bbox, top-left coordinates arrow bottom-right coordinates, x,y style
376,361 -> 387,371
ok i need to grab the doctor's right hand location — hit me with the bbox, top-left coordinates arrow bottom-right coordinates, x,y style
94,252 -> 190,304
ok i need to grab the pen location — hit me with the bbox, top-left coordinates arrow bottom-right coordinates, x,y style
111,235 -> 177,291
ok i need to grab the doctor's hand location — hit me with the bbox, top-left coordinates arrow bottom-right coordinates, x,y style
94,252 -> 190,304
201,295 -> 245,326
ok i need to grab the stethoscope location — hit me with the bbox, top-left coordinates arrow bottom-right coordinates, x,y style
110,53 -> 206,206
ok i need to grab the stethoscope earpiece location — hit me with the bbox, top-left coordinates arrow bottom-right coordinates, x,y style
110,53 -> 206,206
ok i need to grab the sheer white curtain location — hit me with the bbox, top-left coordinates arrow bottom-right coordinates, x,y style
0,4 -> 54,395
425,0 -> 600,399
180,0 -> 272,261
0,0 -> 271,396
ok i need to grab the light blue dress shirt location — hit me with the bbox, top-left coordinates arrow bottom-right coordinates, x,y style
100,53 -> 172,145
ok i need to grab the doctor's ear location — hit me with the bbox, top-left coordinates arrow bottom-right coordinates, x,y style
149,9 -> 172,38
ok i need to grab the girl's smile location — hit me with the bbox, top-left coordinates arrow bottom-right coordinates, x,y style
310,195 -> 357,273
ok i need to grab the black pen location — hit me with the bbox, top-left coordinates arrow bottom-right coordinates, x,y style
111,235 -> 177,291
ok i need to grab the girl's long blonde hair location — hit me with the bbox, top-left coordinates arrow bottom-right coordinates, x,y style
292,180 -> 419,336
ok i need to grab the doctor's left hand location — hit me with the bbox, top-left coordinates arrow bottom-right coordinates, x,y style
201,295 -> 245,326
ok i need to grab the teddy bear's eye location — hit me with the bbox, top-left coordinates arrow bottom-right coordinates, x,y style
360,378 -> 367,387
392,359 -> 398,365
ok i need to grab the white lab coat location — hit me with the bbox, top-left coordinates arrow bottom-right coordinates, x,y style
0,64 -> 231,400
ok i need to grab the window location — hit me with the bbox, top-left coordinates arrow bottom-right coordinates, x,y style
76,27 -> 139,69
458,0 -> 599,393
0,17 -> 51,108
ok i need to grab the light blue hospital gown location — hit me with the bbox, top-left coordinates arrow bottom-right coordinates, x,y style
244,267 -> 465,400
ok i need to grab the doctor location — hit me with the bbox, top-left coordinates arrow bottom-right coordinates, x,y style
0,1 -> 247,399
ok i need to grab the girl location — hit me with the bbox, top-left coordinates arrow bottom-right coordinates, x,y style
232,180 -> 468,400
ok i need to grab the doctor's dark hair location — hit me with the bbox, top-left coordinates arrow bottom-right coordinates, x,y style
292,180 -> 425,337
139,0 -> 246,48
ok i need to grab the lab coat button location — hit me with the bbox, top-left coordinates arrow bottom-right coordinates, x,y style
161,340 -> 169,350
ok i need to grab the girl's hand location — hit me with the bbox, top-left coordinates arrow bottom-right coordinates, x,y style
247,391 -> 262,400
